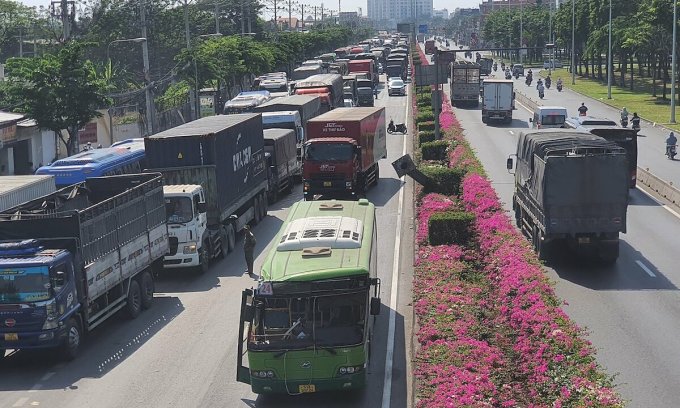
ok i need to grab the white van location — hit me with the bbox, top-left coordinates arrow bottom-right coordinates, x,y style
529,106 -> 568,129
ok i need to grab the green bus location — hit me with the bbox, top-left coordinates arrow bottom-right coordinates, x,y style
237,199 -> 381,394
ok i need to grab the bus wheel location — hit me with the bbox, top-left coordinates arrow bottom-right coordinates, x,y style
126,280 -> 142,319
61,317 -> 81,360
139,271 -> 154,310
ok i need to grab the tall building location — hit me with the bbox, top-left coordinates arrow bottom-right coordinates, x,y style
433,9 -> 449,19
367,0 -> 433,26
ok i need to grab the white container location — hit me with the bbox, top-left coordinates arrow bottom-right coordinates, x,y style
0,175 -> 56,213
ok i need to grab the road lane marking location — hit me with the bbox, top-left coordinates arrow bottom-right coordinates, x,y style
40,372 -> 55,382
381,84 -> 409,408
12,398 -> 28,407
27,384 -> 42,393
635,260 -> 656,278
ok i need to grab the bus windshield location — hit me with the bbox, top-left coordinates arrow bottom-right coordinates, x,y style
250,291 -> 366,351
0,266 -> 51,304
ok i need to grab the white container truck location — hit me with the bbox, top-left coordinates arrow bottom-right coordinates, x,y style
0,175 -> 56,213
481,79 -> 515,124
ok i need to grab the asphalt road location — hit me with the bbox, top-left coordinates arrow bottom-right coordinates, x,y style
431,42 -> 680,406
0,78 -> 416,408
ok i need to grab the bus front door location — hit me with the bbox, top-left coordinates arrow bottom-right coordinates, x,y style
236,289 -> 253,384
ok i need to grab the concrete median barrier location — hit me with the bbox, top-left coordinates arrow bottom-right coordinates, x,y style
637,166 -> 680,211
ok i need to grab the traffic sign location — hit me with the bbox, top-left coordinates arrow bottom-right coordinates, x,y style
418,24 -> 428,34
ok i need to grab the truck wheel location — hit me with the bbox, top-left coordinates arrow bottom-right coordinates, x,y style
126,280 -> 142,319
534,228 -> 550,261
598,242 -> 619,266
481,116 -> 487,124
61,317 -> 81,360
217,227 -> 228,259
259,193 -> 268,219
139,271 -> 154,310
285,177 -> 294,194
226,225 -> 236,253
197,245 -> 210,274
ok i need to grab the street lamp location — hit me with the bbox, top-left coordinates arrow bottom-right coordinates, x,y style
607,0 -> 612,99
671,0 -> 678,123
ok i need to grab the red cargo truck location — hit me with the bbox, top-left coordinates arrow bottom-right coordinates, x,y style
348,59 -> 376,86
303,107 -> 387,200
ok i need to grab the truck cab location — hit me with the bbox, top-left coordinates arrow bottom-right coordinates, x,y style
302,138 -> 360,200
163,185 -> 209,270
0,241 -> 78,356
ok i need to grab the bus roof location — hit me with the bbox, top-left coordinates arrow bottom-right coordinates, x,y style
260,199 -> 375,282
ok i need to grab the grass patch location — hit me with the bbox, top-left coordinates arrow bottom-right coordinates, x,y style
551,67 -> 680,132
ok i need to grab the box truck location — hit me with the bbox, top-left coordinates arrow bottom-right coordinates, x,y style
481,79 -> 514,124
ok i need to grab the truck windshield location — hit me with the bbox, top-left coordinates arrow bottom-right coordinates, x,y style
304,143 -> 353,162
250,291 -> 366,351
0,266 -> 51,304
166,197 -> 193,224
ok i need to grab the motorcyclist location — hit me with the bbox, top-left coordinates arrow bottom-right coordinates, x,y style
388,118 -> 395,132
620,107 -> 629,126
667,131 -> 677,147
667,132 -> 678,159
556,78 -> 563,87
631,112 -> 641,129
545,75 -> 551,88
536,78 -> 543,88
578,102 -> 588,116
537,82 -> 545,98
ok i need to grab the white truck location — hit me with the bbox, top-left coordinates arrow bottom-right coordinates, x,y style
481,79 -> 515,124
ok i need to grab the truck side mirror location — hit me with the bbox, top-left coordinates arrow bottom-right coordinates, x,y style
370,297 -> 381,315
529,117 -> 533,123
197,202 -> 207,214
54,270 -> 66,289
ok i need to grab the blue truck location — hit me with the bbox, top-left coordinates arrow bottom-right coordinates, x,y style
0,173 -> 168,360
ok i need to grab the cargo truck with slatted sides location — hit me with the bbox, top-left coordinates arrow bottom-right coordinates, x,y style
236,199 -> 381,394
507,131 -> 629,264
0,173 -> 168,360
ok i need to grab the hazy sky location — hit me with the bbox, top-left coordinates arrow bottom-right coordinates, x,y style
17,0 -> 483,16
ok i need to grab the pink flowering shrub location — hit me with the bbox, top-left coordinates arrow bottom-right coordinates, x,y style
412,63 -> 623,406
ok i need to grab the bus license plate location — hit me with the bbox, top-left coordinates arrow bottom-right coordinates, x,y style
4,333 -> 18,341
323,181 -> 332,187
299,384 -> 316,393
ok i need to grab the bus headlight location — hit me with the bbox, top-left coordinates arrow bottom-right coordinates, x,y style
337,365 -> 363,375
183,243 -> 197,254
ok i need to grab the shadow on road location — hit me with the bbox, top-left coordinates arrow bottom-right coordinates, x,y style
548,239 -> 677,291
367,177 -> 403,208
627,188 -> 662,207
0,296 -> 184,390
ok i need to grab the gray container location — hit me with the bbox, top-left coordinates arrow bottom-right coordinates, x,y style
0,175 -> 56,213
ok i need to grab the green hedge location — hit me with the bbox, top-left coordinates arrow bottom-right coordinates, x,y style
418,130 -> 436,145
421,140 -> 449,161
418,121 -> 435,131
428,211 -> 475,246
416,111 -> 435,123
416,94 -> 432,104
419,165 -> 465,195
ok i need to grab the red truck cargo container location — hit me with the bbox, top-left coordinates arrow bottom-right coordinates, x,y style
303,107 -> 387,200
348,60 -> 376,86
425,39 -> 436,55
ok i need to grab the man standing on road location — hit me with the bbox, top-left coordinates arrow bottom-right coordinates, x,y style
243,225 -> 256,277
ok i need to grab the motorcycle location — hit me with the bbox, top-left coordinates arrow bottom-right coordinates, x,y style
388,122 -> 407,134
620,117 -> 628,128
525,76 -> 532,86
631,119 -> 641,131
545,78 -> 551,89
505,72 -> 512,80
493,64 -> 498,72
556,83 -> 563,92
667,144 -> 678,160
538,89 -> 545,99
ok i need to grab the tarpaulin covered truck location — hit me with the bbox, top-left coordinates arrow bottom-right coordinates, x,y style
507,131 -> 629,264
303,107 -> 387,200
293,74 -> 344,112
0,173 -> 168,359
144,114 -> 268,273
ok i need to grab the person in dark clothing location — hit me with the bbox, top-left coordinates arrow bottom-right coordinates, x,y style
243,225 -> 256,277
578,102 -> 588,116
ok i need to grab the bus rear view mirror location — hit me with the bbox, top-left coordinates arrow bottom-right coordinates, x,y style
370,297 -> 381,316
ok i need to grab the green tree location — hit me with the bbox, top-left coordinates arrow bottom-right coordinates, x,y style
3,42 -> 109,156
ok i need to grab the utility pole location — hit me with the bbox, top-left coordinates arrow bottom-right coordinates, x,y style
519,0 -> 523,64
140,1 -> 155,135
215,2 -> 220,34
571,0 -> 576,85
672,0 -> 678,123
61,0 -> 70,41
288,0 -> 292,31
241,1 -> 246,34
18,26 -> 23,57
300,4 -> 305,30
607,0 -> 612,99
314,6 -> 317,24
321,3 -> 324,24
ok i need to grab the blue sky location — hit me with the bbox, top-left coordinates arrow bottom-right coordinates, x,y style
18,0 -> 483,15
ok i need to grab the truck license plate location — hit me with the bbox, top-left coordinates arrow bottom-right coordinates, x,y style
299,384 -> 316,393
578,237 -> 591,244
4,333 -> 18,341
323,181 -> 332,187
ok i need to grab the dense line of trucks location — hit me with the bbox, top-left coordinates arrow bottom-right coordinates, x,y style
0,35 -> 396,362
